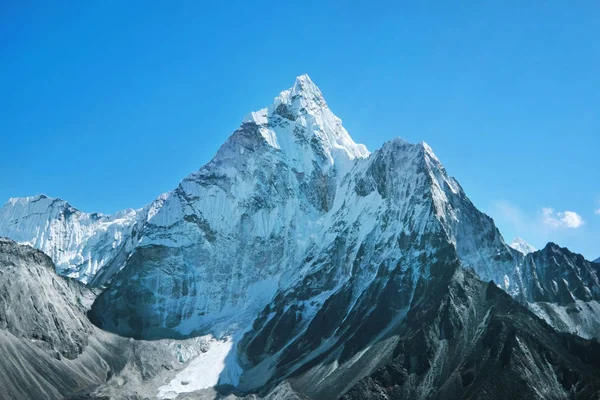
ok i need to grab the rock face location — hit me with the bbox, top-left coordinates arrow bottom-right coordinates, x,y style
522,243 -> 600,304
1,75 -> 600,399
341,268 -> 600,400
524,243 -> 600,339
0,237 -> 112,399
0,237 -> 94,358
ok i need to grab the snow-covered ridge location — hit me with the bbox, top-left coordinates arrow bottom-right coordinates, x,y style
0,194 -> 143,283
510,236 -> 536,255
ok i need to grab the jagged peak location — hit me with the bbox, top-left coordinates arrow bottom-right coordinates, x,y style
236,75 -> 369,171
6,193 -> 67,207
289,73 -> 324,103
378,138 -> 439,160
379,139 -> 451,176
242,74 -> 325,126
271,74 -> 325,112
542,241 -> 568,255
2,194 -> 140,222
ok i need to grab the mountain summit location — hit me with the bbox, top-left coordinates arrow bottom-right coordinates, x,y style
241,73 -> 369,173
1,75 -> 600,399
509,236 -> 536,255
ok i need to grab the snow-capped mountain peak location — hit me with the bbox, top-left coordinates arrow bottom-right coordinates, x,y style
242,74 -> 369,173
510,236 -> 536,255
290,73 -> 324,102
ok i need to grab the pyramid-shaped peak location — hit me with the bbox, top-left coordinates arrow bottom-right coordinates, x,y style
295,73 -> 313,84
234,75 -> 368,171
291,74 -> 322,96
271,74 -> 327,112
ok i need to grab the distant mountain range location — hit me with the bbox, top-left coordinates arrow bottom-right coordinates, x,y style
1,75 -> 599,399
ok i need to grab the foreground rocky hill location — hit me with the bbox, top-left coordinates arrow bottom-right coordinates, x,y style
0,238 -> 219,400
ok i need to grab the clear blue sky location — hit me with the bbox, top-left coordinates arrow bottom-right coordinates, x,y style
1,1 -> 598,259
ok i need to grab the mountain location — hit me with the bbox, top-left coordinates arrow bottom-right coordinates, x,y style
594,257 -> 600,263
88,76 -> 600,343
0,195 -> 142,284
88,76 -> 524,340
1,75 -> 600,399
509,236 -> 536,255
523,243 -> 600,339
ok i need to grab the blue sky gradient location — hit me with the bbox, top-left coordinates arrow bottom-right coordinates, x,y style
1,1 -> 598,258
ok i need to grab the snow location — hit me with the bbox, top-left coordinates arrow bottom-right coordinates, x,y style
0,194 -> 143,283
242,109 -> 268,125
263,74 -> 370,166
157,336 -> 241,399
510,237 -> 536,255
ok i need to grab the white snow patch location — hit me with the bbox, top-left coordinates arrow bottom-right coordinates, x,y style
510,237 -> 536,255
157,336 -> 241,399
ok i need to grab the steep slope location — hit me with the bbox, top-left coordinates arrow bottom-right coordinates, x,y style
522,243 -> 600,304
341,268 -> 600,400
0,195 -> 141,284
0,237 -> 94,359
510,236 -> 536,255
230,141 -> 600,397
594,257 -> 600,263
0,237 -> 117,399
89,75 -> 528,341
524,243 -> 600,339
